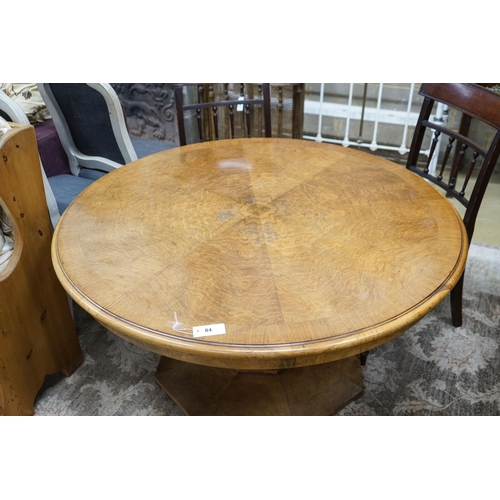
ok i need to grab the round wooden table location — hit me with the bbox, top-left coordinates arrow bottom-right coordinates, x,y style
52,138 -> 468,415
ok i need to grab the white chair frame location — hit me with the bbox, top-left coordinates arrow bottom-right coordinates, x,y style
37,83 -> 138,176
0,90 -> 60,228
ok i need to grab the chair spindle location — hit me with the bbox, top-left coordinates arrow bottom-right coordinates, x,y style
424,129 -> 441,173
438,136 -> 456,181
460,150 -> 479,197
196,107 -> 203,142
245,104 -> 252,137
278,86 -> 284,137
212,106 -> 219,140
449,143 -> 468,189
228,104 -> 235,139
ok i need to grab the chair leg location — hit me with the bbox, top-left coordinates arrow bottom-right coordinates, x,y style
359,351 -> 369,366
450,273 -> 464,327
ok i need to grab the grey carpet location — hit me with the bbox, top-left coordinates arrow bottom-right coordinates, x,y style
34,242 -> 500,416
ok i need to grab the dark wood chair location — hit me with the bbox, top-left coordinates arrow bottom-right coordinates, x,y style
172,83 -> 272,145
406,83 -> 500,327
359,83 -> 500,367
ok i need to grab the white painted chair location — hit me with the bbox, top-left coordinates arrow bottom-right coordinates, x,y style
37,83 -> 176,184
37,83 -> 138,179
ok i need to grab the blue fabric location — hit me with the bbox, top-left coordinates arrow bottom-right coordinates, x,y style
131,137 -> 176,158
48,84 -> 126,164
0,109 -> 11,121
78,168 -> 108,180
48,174 -> 95,214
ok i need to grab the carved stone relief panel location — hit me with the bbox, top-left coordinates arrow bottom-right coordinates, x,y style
111,83 -> 178,145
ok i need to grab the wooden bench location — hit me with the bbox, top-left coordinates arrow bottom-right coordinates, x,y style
0,124 -> 83,416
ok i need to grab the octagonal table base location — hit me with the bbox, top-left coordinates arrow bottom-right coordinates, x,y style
155,356 -> 364,416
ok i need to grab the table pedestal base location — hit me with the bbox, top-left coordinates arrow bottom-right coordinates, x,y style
155,356 -> 363,416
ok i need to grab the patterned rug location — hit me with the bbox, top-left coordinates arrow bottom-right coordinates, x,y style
33,242 -> 500,416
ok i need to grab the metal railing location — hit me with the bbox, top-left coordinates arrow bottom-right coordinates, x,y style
303,83 -> 447,174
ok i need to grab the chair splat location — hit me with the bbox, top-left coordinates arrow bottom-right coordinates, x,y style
172,83 -> 272,146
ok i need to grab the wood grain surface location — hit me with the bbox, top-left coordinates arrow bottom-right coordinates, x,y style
52,138 -> 468,370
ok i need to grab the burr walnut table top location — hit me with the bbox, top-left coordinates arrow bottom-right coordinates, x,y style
52,138 -> 468,371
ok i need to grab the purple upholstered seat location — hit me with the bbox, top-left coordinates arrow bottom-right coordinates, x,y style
34,119 -> 72,177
